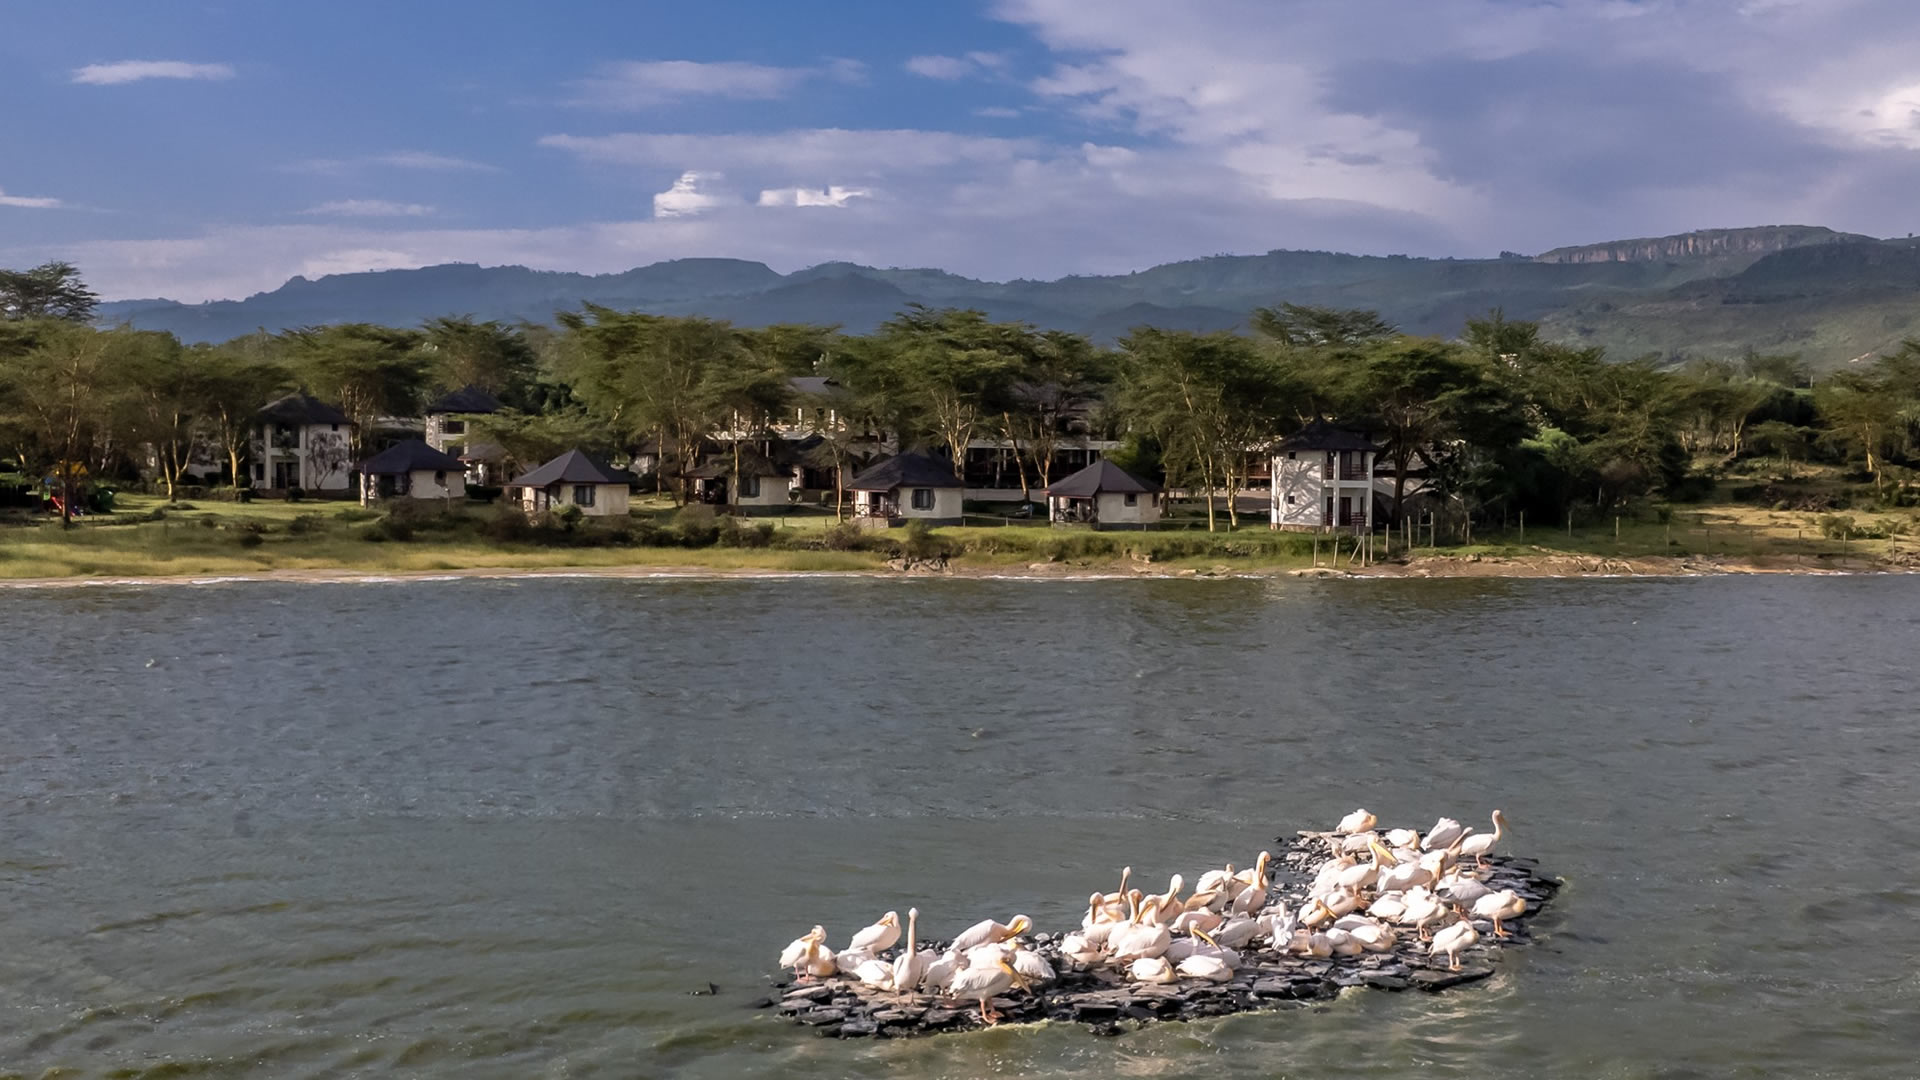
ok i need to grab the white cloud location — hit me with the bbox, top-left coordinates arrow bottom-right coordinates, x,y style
568,58 -> 865,109
287,151 -> 498,175
974,106 -> 1023,119
652,171 -> 734,218
757,185 -> 871,208
905,52 -> 1011,80
71,60 -> 234,85
0,187 -> 64,209
300,200 -> 436,218
541,128 -> 1038,176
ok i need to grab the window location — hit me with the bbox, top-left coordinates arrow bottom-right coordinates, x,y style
573,485 -> 596,507
910,488 -> 935,510
443,419 -> 466,435
1285,494 -> 1297,505
1124,493 -> 1138,507
740,475 -> 760,498
253,463 -> 265,480
330,423 -> 339,432
434,471 -> 446,486
1287,451 -> 1296,460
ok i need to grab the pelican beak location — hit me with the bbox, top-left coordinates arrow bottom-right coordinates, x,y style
1194,928 -> 1219,948
1009,915 -> 1032,936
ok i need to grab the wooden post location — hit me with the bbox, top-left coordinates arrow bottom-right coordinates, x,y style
1313,536 -> 1320,567
1519,511 -> 1525,544
1665,522 -> 1671,549
1614,516 -> 1620,544
1567,509 -> 1573,539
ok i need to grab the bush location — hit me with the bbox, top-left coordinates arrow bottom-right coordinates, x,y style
1816,514 -> 1896,540
198,515 -> 219,529
333,507 -> 379,523
288,513 -> 327,535
901,520 -> 952,561
820,521 -> 869,551
362,516 -> 415,543
672,504 -> 718,546
465,484 -> 503,504
235,532 -> 264,548
717,517 -> 776,548
1040,532 -> 1118,561
285,486 -> 306,503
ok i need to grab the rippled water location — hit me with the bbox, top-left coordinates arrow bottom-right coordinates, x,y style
2,575 -> 1918,1077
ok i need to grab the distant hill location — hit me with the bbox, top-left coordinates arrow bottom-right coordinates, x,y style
95,226 -> 1920,367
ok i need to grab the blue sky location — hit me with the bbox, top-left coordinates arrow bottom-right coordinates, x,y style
5,0 -> 1920,301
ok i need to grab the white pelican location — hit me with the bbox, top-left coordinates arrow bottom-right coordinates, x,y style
1324,926 -> 1364,957
1336,808 -> 1378,835
1368,892 -> 1409,921
947,952 -> 1024,1025
854,956 -> 895,989
1146,875 -> 1185,925
1455,810 -> 1509,867
1128,956 -> 1178,984
1186,928 -> 1241,966
848,911 -> 901,954
1195,863 -> 1237,896
1438,873 -> 1494,907
1170,907 -> 1224,935
1210,916 -> 1260,950
835,947 -> 873,976
1472,888 -> 1527,937
1429,915 -> 1479,971
951,914 -> 1031,953
1109,899 -> 1172,961
1096,867 -> 1133,920
1348,921 -> 1397,952
1423,817 -> 1468,852
1177,953 -> 1235,983
921,949 -> 961,993
779,926 -> 826,973
1384,828 -> 1420,849
1340,831 -> 1380,855
1399,889 -> 1447,940
1059,932 -> 1104,967
1011,948 -> 1056,985
1230,852 -> 1273,894
891,908 -> 931,993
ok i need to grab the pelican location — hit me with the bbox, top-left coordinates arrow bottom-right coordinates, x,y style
1336,808 -> 1378,835
1429,914 -> 1479,971
778,926 -> 826,973
1368,892 -> 1409,921
848,911 -> 901,954
1399,888 -> 1447,940
1230,852 -> 1273,894
1177,952 -> 1235,983
1011,948 -> 1056,985
1347,921 -> 1397,952
1109,898 -> 1172,961
1083,891 -> 1117,930
1438,873 -> 1494,907
947,951 -> 1024,1025
835,947 -> 874,976
921,949 -> 961,993
1059,932 -> 1104,967
1186,927 -> 1241,966
1146,875 -> 1185,925
951,914 -> 1031,953
891,908 -> 931,993
1455,810 -> 1509,867
1423,817 -> 1468,851
1170,907 -> 1224,935
1472,888 -> 1527,937
1096,867 -> 1133,921
854,956 -> 895,989
1210,916 -> 1261,950
1195,863 -> 1238,896
1384,828 -> 1420,849
1129,956 -> 1178,984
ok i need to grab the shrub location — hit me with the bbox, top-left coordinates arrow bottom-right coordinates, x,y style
717,517 -> 776,548
288,513 -> 327,535
198,515 -> 219,530
672,504 -> 718,547
899,520 -> 953,562
466,485 -> 503,504
235,532 -> 264,548
362,516 -> 414,543
821,521 -> 869,551
285,486 -> 305,503
1040,532 -> 1118,561
1816,514 -> 1894,540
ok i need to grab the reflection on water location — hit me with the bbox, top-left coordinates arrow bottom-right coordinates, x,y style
2,575 -> 1918,1076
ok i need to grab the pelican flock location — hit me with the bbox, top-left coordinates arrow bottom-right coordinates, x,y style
774,806 -> 1548,1033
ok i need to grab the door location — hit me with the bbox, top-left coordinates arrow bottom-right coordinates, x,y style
274,461 -> 300,488
1339,495 -> 1353,526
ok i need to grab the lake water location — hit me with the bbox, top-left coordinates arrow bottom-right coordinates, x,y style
2,574 -> 1918,1077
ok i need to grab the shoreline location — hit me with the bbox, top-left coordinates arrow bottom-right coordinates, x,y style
0,551 -> 1908,589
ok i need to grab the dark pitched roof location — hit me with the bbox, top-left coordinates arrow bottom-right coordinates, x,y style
848,451 -> 962,491
360,439 -> 466,475
509,448 -> 631,488
1275,419 -> 1377,452
687,451 -> 788,479
788,375 -> 843,397
1047,459 -> 1157,497
259,392 -> 350,426
424,385 -> 503,415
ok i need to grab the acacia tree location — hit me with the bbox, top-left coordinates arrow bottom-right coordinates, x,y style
196,335 -> 289,493
1119,329 -> 1273,530
280,323 -> 429,458
112,330 -> 198,500
0,323 -> 114,524
702,356 -> 791,509
421,316 -> 538,401
876,306 -> 1025,482
555,308 -> 744,503
0,261 -> 99,322
992,329 -> 1111,503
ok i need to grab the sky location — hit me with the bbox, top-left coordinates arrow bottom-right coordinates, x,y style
5,0 -> 1920,302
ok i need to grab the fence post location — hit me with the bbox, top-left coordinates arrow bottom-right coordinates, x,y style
1614,516 -> 1620,544
1519,511 -> 1525,544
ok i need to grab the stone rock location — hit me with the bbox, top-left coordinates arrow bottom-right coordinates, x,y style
1073,1002 -> 1121,1022
1411,966 -> 1493,991
921,1008 -> 961,1028
839,1020 -> 878,1038
784,985 -> 832,1003
747,996 -> 773,1010
1360,972 -> 1410,991
800,1008 -> 847,1026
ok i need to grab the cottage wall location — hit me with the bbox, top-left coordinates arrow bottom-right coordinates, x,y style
1095,490 -> 1159,525
896,486 -> 963,524
1272,453 -> 1326,528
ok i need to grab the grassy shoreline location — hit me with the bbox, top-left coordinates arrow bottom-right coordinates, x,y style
2,493 -> 1915,584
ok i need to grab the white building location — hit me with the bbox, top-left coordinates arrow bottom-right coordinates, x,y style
423,386 -> 509,486
506,449 -> 633,517
1271,421 -> 1378,531
1046,460 -> 1161,529
849,451 -> 965,527
688,452 -> 794,513
251,393 -> 355,493
357,439 -> 468,506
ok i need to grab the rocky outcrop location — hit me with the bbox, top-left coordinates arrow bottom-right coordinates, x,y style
1534,226 -> 1874,265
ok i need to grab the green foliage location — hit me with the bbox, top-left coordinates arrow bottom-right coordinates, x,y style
0,261 -> 98,322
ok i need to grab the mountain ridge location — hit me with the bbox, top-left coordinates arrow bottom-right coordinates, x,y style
95,226 -> 1920,368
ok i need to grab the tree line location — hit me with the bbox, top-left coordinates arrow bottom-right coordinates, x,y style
4,261 -> 1920,529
